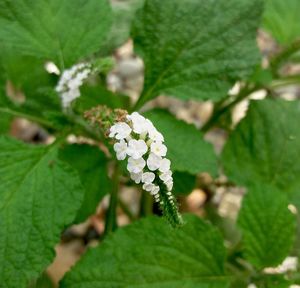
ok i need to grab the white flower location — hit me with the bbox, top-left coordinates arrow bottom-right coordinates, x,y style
56,63 -> 92,108
142,172 -> 155,184
143,183 -> 159,195
127,112 -> 149,134
109,122 -> 132,140
61,89 -> 80,107
142,183 -> 155,192
147,153 -> 162,171
150,142 -> 167,157
165,179 -> 173,191
159,158 -> 171,173
127,157 -> 146,174
150,185 -> 160,195
130,172 -> 143,184
148,127 -> 164,142
113,140 -> 127,160
159,170 -> 172,182
127,139 -> 148,159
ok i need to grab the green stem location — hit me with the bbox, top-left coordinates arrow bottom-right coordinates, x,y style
104,163 -> 119,236
269,74 -> 300,89
270,39 -> 300,75
201,85 -> 258,133
0,107 -> 56,130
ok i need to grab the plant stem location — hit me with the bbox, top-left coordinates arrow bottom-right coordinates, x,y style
104,163 -> 119,236
270,39 -> 300,75
201,85 -> 258,133
0,107 -> 56,130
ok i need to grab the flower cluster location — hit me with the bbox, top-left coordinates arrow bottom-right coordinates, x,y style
109,112 -> 182,227
56,63 -> 93,108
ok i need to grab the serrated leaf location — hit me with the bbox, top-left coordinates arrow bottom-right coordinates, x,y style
132,0 -> 262,107
59,144 -> 111,223
61,214 -> 229,288
238,185 -> 296,269
0,137 -> 83,288
263,0 -> 300,45
145,110 -> 217,176
222,99 -> 300,204
0,0 -> 112,67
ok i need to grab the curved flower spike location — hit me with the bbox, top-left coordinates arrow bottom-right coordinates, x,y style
56,62 -> 93,108
108,111 -> 183,228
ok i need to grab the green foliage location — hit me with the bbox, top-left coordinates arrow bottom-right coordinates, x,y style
145,109 -> 218,176
74,85 -> 129,112
59,144 -> 111,223
238,185 -> 296,269
222,99 -> 300,206
0,0 -> 112,67
0,137 -> 83,287
0,0 -> 299,286
61,215 -> 230,288
132,0 -> 263,107
173,171 -> 196,195
263,0 -> 300,45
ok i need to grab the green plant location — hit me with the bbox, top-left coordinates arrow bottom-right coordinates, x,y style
0,0 -> 300,287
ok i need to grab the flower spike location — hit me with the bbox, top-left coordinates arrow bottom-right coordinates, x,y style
85,106 -> 183,227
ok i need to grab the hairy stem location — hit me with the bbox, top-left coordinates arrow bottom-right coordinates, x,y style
104,163 -> 119,236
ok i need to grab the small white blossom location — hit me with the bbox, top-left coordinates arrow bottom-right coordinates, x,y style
127,112 -> 149,134
159,170 -> 172,182
127,157 -> 146,174
148,127 -> 164,142
150,185 -> 160,195
127,139 -> 148,159
142,183 -> 155,192
159,158 -> 171,173
113,140 -> 127,160
150,142 -> 167,157
165,179 -> 174,191
142,172 -> 155,184
147,153 -> 162,171
109,122 -> 132,140
130,172 -> 143,184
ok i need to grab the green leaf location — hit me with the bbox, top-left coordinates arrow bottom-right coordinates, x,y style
263,0 -> 300,45
0,137 -> 83,287
61,215 -> 230,288
59,144 -> 111,223
0,53 -> 56,92
222,99 -> 300,204
0,114 -> 12,134
145,109 -> 217,176
0,0 -> 112,67
173,171 -> 196,195
238,185 -> 296,269
132,0 -> 262,108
